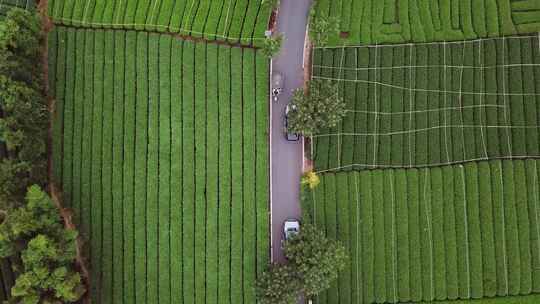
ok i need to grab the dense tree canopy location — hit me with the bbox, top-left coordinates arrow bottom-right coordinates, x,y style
287,79 -> 346,136
0,8 -> 47,210
0,186 -> 84,303
0,8 -> 86,303
283,223 -> 348,296
256,223 -> 348,302
256,263 -> 301,304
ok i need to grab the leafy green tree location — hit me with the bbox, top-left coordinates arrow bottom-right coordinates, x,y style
287,79 -> 346,136
256,224 -> 348,303
283,223 -> 348,297
0,8 -> 47,210
0,8 -> 43,89
308,7 -> 339,46
261,33 -> 283,58
0,185 -> 85,303
0,10 -> 86,303
256,263 -> 301,304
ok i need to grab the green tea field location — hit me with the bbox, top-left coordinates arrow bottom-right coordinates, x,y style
303,159 -> 540,304
47,0 -> 272,46
312,35 -> 540,172
313,0 -> 540,46
48,27 -> 270,303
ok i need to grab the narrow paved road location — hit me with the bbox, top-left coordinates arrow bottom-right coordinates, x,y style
271,0 -> 312,263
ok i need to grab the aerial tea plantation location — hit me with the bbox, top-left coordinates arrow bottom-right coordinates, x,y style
307,1 -> 540,304
313,0 -> 540,46
304,160 -> 540,303
312,35 -> 540,172
48,27 -> 270,303
47,0 -> 272,46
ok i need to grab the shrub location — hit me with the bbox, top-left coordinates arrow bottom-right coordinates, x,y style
261,33 -> 283,58
256,263 -> 301,304
308,7 -> 339,46
287,79 -> 346,136
0,186 -> 85,303
301,171 -> 320,189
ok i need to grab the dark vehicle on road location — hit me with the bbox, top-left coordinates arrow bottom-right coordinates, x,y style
283,218 -> 300,240
284,104 -> 300,141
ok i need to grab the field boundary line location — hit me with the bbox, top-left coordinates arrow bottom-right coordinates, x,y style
338,47 -> 346,168
501,36 -> 513,155
390,171 -> 397,302
408,44 -> 414,167
50,18 -> 267,42
81,0 -> 92,25
497,162 -> 509,293
313,155 -> 540,173
443,41 -> 451,163
533,161 -> 540,267
313,34 -> 540,49
345,104 -> 505,115
115,0 -> 124,23
183,0 -> 197,30
312,75 -> 540,96
422,170 -> 434,300
221,0 -> 233,36
372,45 -> 379,167
149,0 -> 160,26
312,63 -> 540,70
312,125 -> 540,137
354,173 -> 361,301
478,40 -> 489,158
460,165 -> 472,298
459,43 -> 467,160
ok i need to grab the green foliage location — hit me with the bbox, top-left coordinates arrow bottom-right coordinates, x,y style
0,9 -> 47,209
261,33 -> 283,58
0,9 -> 86,303
48,0 -> 273,47
308,7 -> 339,46
301,171 -> 320,189
261,0 -> 280,10
0,186 -> 85,303
283,223 -> 348,296
255,264 -> 301,304
0,8 -> 42,86
287,79 -> 346,136
256,223 -> 348,302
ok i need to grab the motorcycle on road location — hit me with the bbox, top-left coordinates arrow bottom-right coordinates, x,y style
272,73 -> 284,103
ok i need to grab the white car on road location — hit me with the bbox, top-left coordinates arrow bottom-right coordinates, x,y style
283,218 -> 300,240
